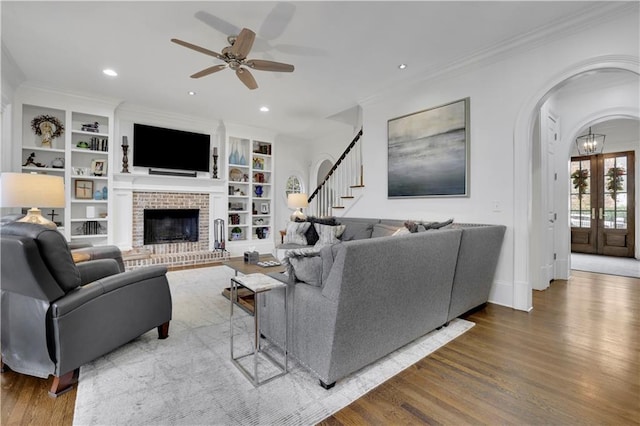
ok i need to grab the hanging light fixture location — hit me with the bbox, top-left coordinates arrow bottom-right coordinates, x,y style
575,127 -> 605,155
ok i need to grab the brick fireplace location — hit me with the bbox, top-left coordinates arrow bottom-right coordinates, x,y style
133,192 -> 209,250
112,173 -> 228,270
123,191 -> 228,270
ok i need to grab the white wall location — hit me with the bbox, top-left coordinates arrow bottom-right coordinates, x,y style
282,8 -> 639,310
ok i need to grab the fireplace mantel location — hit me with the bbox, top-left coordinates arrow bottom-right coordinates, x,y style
113,172 -> 225,194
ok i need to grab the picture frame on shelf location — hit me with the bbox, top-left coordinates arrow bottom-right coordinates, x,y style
253,157 -> 264,170
260,203 -> 269,214
91,159 -> 106,176
75,180 -> 94,199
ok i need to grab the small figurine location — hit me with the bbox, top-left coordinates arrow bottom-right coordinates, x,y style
81,122 -> 100,132
22,152 -> 46,168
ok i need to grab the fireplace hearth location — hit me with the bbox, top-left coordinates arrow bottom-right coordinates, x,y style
144,209 -> 199,245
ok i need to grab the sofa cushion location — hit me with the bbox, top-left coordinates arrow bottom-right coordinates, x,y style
314,224 -> 346,248
283,221 -> 311,245
338,218 -> 376,241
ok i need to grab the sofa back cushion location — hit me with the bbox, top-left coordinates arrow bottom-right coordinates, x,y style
337,218 -> 378,241
1,222 -> 81,293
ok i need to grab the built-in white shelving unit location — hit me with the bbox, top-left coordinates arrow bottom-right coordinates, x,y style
16,88 -> 115,244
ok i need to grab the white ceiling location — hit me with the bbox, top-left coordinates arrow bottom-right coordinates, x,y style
0,1 -> 627,139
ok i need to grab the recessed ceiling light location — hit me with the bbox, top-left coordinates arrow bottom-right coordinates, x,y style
188,91 -> 196,96
102,69 -> 118,77
398,64 -> 407,70
260,106 -> 270,112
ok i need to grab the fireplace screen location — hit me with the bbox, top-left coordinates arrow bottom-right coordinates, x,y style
144,209 -> 199,245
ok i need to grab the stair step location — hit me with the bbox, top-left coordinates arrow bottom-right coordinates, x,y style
341,196 -> 354,199
332,206 -> 345,209
350,184 -> 365,188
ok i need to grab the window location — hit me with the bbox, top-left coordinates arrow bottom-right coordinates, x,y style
285,175 -> 303,197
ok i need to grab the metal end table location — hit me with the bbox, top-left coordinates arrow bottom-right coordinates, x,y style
230,273 -> 287,386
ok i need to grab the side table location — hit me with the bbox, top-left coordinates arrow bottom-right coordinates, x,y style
230,273 -> 287,386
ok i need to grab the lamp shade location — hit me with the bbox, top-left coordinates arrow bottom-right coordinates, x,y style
288,193 -> 308,221
287,193 -> 309,209
1,173 -> 65,208
1,173 -> 65,229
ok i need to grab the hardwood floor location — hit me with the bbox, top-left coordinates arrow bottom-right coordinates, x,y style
2,270 -> 638,425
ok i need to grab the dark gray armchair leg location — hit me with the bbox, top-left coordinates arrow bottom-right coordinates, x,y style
49,368 -> 79,397
158,321 -> 170,339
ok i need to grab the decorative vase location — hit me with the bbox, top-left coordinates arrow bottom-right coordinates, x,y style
230,142 -> 239,164
254,185 -> 263,197
93,190 -> 103,200
102,186 -> 108,200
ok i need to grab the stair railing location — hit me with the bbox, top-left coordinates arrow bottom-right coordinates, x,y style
307,128 -> 363,217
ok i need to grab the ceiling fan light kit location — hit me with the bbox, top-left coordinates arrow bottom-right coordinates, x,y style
171,27 -> 294,90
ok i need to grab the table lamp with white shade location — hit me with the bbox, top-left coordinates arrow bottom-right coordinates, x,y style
288,193 -> 309,221
0,172 -> 65,229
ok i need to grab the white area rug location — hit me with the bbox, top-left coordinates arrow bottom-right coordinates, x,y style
73,266 -> 474,426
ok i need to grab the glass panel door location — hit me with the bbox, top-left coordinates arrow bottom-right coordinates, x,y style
571,151 -> 635,258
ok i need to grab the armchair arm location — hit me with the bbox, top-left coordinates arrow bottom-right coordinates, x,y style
71,245 -> 125,272
76,258 -> 121,285
68,241 -> 93,250
51,266 -> 168,317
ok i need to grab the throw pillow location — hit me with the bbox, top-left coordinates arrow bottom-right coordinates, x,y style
313,223 -> 346,248
282,247 -> 323,286
372,223 -> 399,238
289,256 -> 323,287
424,218 -> 455,230
392,227 -> 411,236
297,216 -> 338,246
283,221 -> 311,245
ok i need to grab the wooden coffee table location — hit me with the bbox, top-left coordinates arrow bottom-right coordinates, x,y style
222,254 -> 286,315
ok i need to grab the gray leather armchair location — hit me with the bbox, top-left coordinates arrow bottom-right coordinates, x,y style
0,222 -> 172,396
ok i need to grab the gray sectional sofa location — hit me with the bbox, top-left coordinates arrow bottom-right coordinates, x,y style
261,217 -> 505,389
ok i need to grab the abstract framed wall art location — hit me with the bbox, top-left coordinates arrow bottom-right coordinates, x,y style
388,98 -> 470,198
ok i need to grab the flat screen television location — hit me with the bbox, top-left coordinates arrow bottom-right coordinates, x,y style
133,123 -> 210,172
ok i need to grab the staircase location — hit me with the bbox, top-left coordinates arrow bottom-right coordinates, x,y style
307,128 -> 364,217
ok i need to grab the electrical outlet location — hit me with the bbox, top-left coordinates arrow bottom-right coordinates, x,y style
492,201 -> 502,212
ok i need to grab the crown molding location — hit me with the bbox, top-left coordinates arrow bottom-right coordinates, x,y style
360,2 -> 637,107
16,83 -> 122,111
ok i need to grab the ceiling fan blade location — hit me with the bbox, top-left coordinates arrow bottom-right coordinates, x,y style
190,64 -> 227,78
245,59 -> 294,73
171,38 -> 226,62
229,28 -> 255,59
236,68 -> 258,90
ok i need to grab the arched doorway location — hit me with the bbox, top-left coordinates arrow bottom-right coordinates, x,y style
513,56 -> 639,311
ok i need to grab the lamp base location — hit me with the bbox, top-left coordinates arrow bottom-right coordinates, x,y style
18,208 -> 57,229
290,209 -> 306,222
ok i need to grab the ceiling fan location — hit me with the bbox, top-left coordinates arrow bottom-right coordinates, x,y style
171,28 -> 294,90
